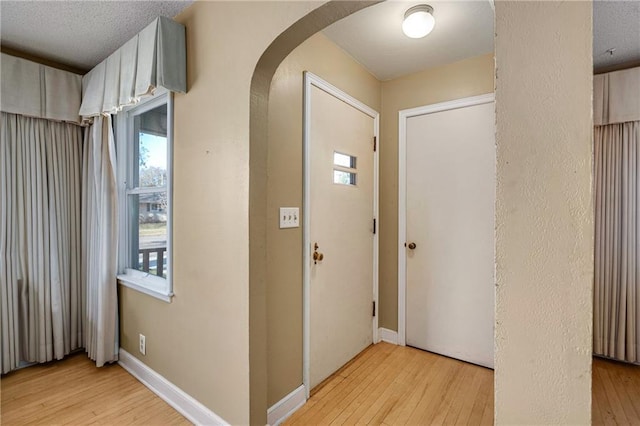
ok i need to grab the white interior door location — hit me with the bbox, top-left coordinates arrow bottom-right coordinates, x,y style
307,80 -> 376,390
403,97 -> 495,369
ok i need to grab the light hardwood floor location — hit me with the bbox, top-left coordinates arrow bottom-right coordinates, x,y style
286,342 -> 640,426
593,356 -> 640,425
1,352 -> 189,425
285,342 -> 493,426
2,344 -> 639,425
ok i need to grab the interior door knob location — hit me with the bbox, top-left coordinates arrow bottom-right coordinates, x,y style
407,242 -> 417,250
313,242 -> 324,264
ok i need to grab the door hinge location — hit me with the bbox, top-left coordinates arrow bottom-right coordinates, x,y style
372,301 -> 376,317
373,136 -> 377,152
373,218 -> 376,234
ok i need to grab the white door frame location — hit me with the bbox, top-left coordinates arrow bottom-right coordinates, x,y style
303,71 -> 380,398
397,93 -> 495,346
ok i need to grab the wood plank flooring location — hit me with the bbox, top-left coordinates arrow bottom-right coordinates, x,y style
1,352 -> 189,425
286,343 -> 640,426
2,343 -> 639,425
593,356 -> 640,425
285,342 -> 493,426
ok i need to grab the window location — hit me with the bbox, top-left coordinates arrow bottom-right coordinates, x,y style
333,151 -> 357,186
116,91 -> 173,302
333,169 -> 357,185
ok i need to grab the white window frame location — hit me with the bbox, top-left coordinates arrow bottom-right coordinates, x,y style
116,89 -> 174,302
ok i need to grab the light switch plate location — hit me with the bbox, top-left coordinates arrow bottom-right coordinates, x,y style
279,207 -> 299,229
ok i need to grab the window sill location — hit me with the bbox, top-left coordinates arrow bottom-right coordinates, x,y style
117,272 -> 173,303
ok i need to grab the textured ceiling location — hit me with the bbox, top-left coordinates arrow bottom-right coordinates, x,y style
323,1 -> 494,81
0,1 -> 638,78
324,0 -> 640,80
593,0 -> 640,71
0,1 -> 193,71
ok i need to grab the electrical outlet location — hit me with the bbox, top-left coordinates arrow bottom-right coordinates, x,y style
139,334 -> 146,355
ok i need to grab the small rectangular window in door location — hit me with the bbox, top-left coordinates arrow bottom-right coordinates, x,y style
333,152 -> 357,186
334,152 -> 357,168
333,169 -> 357,186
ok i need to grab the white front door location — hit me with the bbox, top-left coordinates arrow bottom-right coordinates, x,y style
402,96 -> 495,369
307,76 -> 377,390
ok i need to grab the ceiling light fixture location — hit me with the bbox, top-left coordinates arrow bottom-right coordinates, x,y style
402,4 -> 435,39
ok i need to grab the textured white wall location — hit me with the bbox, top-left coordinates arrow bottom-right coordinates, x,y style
495,2 -> 594,424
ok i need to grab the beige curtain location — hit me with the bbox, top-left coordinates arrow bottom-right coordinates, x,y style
81,116 -> 119,367
0,112 -> 83,374
0,113 -> 119,372
593,121 -> 640,364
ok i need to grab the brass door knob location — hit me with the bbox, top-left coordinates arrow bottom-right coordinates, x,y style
313,242 -> 324,264
407,242 -> 417,250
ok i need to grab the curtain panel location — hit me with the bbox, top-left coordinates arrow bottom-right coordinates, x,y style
0,112 -> 83,373
81,116 -> 119,367
0,113 -> 119,372
593,66 -> 640,364
593,121 -> 640,364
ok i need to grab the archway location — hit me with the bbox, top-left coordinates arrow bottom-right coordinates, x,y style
248,2 -> 594,425
248,2 -> 381,423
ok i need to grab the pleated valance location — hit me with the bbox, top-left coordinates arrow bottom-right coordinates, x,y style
79,16 -> 186,118
594,66 -> 640,126
0,53 -> 82,123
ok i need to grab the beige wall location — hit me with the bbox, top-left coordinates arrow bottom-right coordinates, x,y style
118,2 -> 323,424
118,0 -> 594,423
265,36 -> 492,407
378,54 -> 495,330
266,32 -> 380,406
494,1 -> 593,423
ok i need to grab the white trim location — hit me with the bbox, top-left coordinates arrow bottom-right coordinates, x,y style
117,275 -> 173,303
397,93 -> 495,348
267,384 -> 307,426
303,72 -> 311,399
398,106 -> 407,347
304,72 -> 378,118
166,92 -> 174,296
115,90 -> 173,301
378,328 -> 399,345
118,349 -> 229,426
303,72 -> 380,398
373,110 -> 380,346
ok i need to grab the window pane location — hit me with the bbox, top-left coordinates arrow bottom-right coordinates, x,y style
334,170 -> 357,186
131,191 -> 168,278
135,104 -> 168,188
333,152 -> 356,169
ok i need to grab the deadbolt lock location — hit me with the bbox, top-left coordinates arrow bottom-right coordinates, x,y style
407,242 -> 417,250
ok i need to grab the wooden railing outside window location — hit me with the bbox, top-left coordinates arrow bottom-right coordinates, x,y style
138,246 -> 167,277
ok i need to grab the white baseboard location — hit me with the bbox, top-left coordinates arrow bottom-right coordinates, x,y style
378,327 -> 399,345
118,349 -> 229,425
267,384 -> 307,426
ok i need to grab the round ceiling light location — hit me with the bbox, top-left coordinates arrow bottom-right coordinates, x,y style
402,4 -> 435,39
